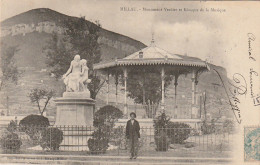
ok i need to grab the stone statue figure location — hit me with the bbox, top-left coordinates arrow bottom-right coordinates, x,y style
63,55 -> 82,92
62,55 -> 91,93
79,59 -> 91,92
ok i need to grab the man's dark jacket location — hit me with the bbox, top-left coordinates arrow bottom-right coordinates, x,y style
126,119 -> 140,139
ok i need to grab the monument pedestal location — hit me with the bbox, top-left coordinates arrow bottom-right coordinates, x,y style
54,92 -> 95,151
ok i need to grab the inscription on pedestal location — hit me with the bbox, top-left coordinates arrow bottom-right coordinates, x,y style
59,109 -> 77,125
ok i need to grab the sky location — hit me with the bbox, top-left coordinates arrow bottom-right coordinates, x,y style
1,0 -> 260,77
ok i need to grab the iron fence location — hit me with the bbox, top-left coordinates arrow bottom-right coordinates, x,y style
0,124 -> 235,156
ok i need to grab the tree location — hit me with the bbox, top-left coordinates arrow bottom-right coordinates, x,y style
44,33 -> 73,79
44,17 -> 104,100
126,68 -> 172,117
28,88 -> 55,116
0,43 -> 20,90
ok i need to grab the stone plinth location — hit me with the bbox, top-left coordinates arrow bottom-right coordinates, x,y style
54,92 -> 95,151
62,91 -> 90,99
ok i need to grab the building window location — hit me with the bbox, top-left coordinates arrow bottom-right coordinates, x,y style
139,51 -> 143,58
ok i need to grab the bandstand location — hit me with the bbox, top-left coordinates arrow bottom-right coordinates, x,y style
93,39 -> 209,126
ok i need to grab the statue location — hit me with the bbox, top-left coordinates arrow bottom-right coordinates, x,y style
79,59 -> 91,92
63,55 -> 81,92
62,55 -> 91,92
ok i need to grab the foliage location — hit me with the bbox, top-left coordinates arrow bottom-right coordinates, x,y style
0,132 -> 22,151
201,120 -> 216,135
44,17 -> 104,100
19,115 -> 50,141
0,120 -> 21,151
19,115 -> 50,127
154,113 -> 191,149
0,43 -> 20,90
93,105 -> 123,128
7,120 -> 18,133
126,69 -> 172,117
154,113 -> 171,131
40,127 -> 63,151
44,33 -> 73,79
223,119 -> 235,133
28,88 -> 55,115
88,126 -> 109,154
166,122 -> 191,144
153,113 -> 170,151
109,126 -> 125,148
88,72 -> 105,99
154,131 -> 170,151
185,142 -> 195,148
88,105 -> 122,154
64,17 -> 102,68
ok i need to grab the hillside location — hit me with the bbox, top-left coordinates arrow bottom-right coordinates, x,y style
1,8 -> 146,68
0,8 -> 232,120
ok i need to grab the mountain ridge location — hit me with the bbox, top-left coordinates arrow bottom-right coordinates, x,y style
1,8 -> 146,48
1,8 -> 146,65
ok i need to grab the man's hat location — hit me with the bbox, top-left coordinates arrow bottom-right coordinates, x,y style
130,112 -> 136,118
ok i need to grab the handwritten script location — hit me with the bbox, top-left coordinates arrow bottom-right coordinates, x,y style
213,70 -> 246,124
247,33 -> 259,106
247,33 -> 256,61
227,73 -> 247,124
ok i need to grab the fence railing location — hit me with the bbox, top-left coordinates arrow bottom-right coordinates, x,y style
0,124 -> 234,156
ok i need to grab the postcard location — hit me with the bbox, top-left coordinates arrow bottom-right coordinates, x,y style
0,0 -> 259,164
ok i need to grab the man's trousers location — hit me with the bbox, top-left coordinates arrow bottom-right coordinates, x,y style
128,137 -> 139,157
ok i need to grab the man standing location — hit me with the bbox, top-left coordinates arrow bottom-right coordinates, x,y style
126,112 -> 140,159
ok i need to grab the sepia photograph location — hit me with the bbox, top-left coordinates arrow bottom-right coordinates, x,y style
0,0 -> 259,164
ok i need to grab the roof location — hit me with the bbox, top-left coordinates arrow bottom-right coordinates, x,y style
125,42 -> 182,60
94,41 -> 208,70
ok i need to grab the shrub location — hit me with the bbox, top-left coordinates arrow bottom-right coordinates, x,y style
19,114 -> 50,127
154,113 -> 170,129
7,120 -> 18,133
154,113 -> 191,147
110,126 -> 125,146
88,105 -> 123,154
154,130 -> 170,151
223,119 -> 235,133
185,142 -> 196,148
0,132 -> 22,151
88,126 -> 109,154
154,112 -> 170,136
19,115 -> 50,141
166,122 -> 191,144
201,120 -> 216,135
94,105 -> 123,128
40,127 -> 63,151
154,113 -> 171,151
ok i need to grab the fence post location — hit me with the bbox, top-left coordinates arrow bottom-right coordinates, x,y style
50,126 -> 52,151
